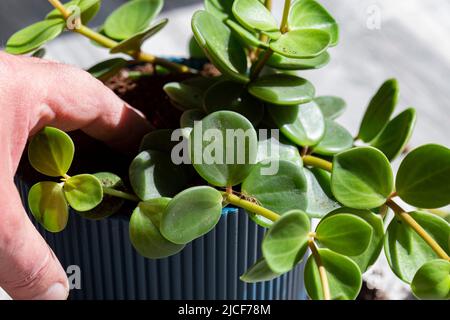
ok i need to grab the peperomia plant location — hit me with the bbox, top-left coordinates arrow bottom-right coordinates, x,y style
7,0 -> 450,300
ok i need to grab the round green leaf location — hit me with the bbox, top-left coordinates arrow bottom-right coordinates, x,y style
326,208 -> 384,272
248,74 -> 315,106
304,168 -> 339,218
312,119 -> 353,156
164,77 -> 215,111
129,150 -> 189,201
6,19 -> 65,55
316,213 -> 373,256
226,19 -> 268,49
46,0 -> 101,25
77,172 -> 125,220
110,18 -> 168,54
242,160 -> 308,221
256,135 -> 302,167
411,259 -> 450,300
204,0 -> 233,20
160,186 -> 223,244
180,109 -> 206,129
314,96 -> 346,119
270,29 -> 330,59
268,101 -> 325,146
139,129 -> 177,153
305,249 -> 362,300
262,210 -> 311,273
240,258 -> 281,283
189,111 -> 258,187
192,11 -> 249,83
396,144 -> 450,208
87,58 -> 128,81
28,127 -> 75,177
358,79 -> 399,142
385,210 -> 449,283
289,0 -> 339,46
371,108 -> 416,161
266,52 -> 330,71
104,0 -> 163,41
63,174 -> 103,212
331,147 -> 394,209
203,80 -> 264,126
189,36 -> 207,59
232,0 -> 279,35
28,182 -> 69,233
130,198 -> 185,259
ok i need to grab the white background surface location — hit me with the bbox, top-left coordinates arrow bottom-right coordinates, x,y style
1,0 -> 449,300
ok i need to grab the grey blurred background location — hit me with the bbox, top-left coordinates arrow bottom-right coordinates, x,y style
1,0 -> 449,300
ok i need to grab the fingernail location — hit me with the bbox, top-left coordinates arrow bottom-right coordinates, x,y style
34,283 -> 69,300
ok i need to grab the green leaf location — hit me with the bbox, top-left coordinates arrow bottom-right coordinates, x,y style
240,258 -> 281,283
312,119 -> 353,156
77,172 -> 125,220
249,74 -> 315,106
129,150 -> 189,201
180,110 -> 206,129
385,211 -> 449,283
28,182 -> 69,233
411,259 -> 450,300
270,29 -> 330,59
316,213 -> 373,256
289,0 -> 339,46
314,96 -> 346,119
6,19 -> 65,54
189,36 -> 207,59
189,111 -> 258,187
160,186 -> 223,244
203,80 -> 264,126
242,161 -> 308,226
305,249 -> 362,300
326,208 -> 384,272
104,0 -> 163,41
358,79 -> 399,142
192,11 -> 249,83
139,129 -> 177,153
232,0 -> 279,36
110,18 -> 168,53
371,108 -> 416,161
396,144 -> 450,208
130,198 -> 185,259
32,48 -> 46,58
226,19 -> 268,49
164,77 -> 215,111
46,0 -> 101,25
331,147 -> 393,209
268,101 -> 325,146
266,52 -> 330,71
87,58 -> 128,81
63,174 -> 103,212
262,210 -> 310,273
204,0 -> 233,20
256,135 -> 302,167
304,168 -> 339,218
28,127 -> 75,177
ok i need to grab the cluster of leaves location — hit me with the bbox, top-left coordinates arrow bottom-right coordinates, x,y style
16,0 -> 450,300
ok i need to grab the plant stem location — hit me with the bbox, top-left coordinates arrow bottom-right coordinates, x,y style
308,239 -> 331,300
280,0 -> 292,33
387,199 -> 450,261
103,187 -> 140,202
302,155 -> 333,172
250,48 -> 273,79
47,0 -> 191,73
265,0 -> 273,11
223,192 -> 280,222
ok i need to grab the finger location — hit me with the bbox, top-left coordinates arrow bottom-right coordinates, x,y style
25,60 -> 151,151
0,180 -> 69,300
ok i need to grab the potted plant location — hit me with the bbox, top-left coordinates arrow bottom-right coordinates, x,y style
7,0 -> 450,300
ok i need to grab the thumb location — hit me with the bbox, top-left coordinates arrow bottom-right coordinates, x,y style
0,181 -> 69,300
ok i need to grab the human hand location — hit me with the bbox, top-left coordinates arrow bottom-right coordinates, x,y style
0,51 -> 150,300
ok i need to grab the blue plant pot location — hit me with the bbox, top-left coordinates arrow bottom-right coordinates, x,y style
13,57 -> 306,300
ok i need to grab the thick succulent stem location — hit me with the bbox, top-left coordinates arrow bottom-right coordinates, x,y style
222,192 -> 280,222
47,0 -> 191,73
103,187 -> 140,202
308,238 -> 331,300
303,155 -> 333,172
